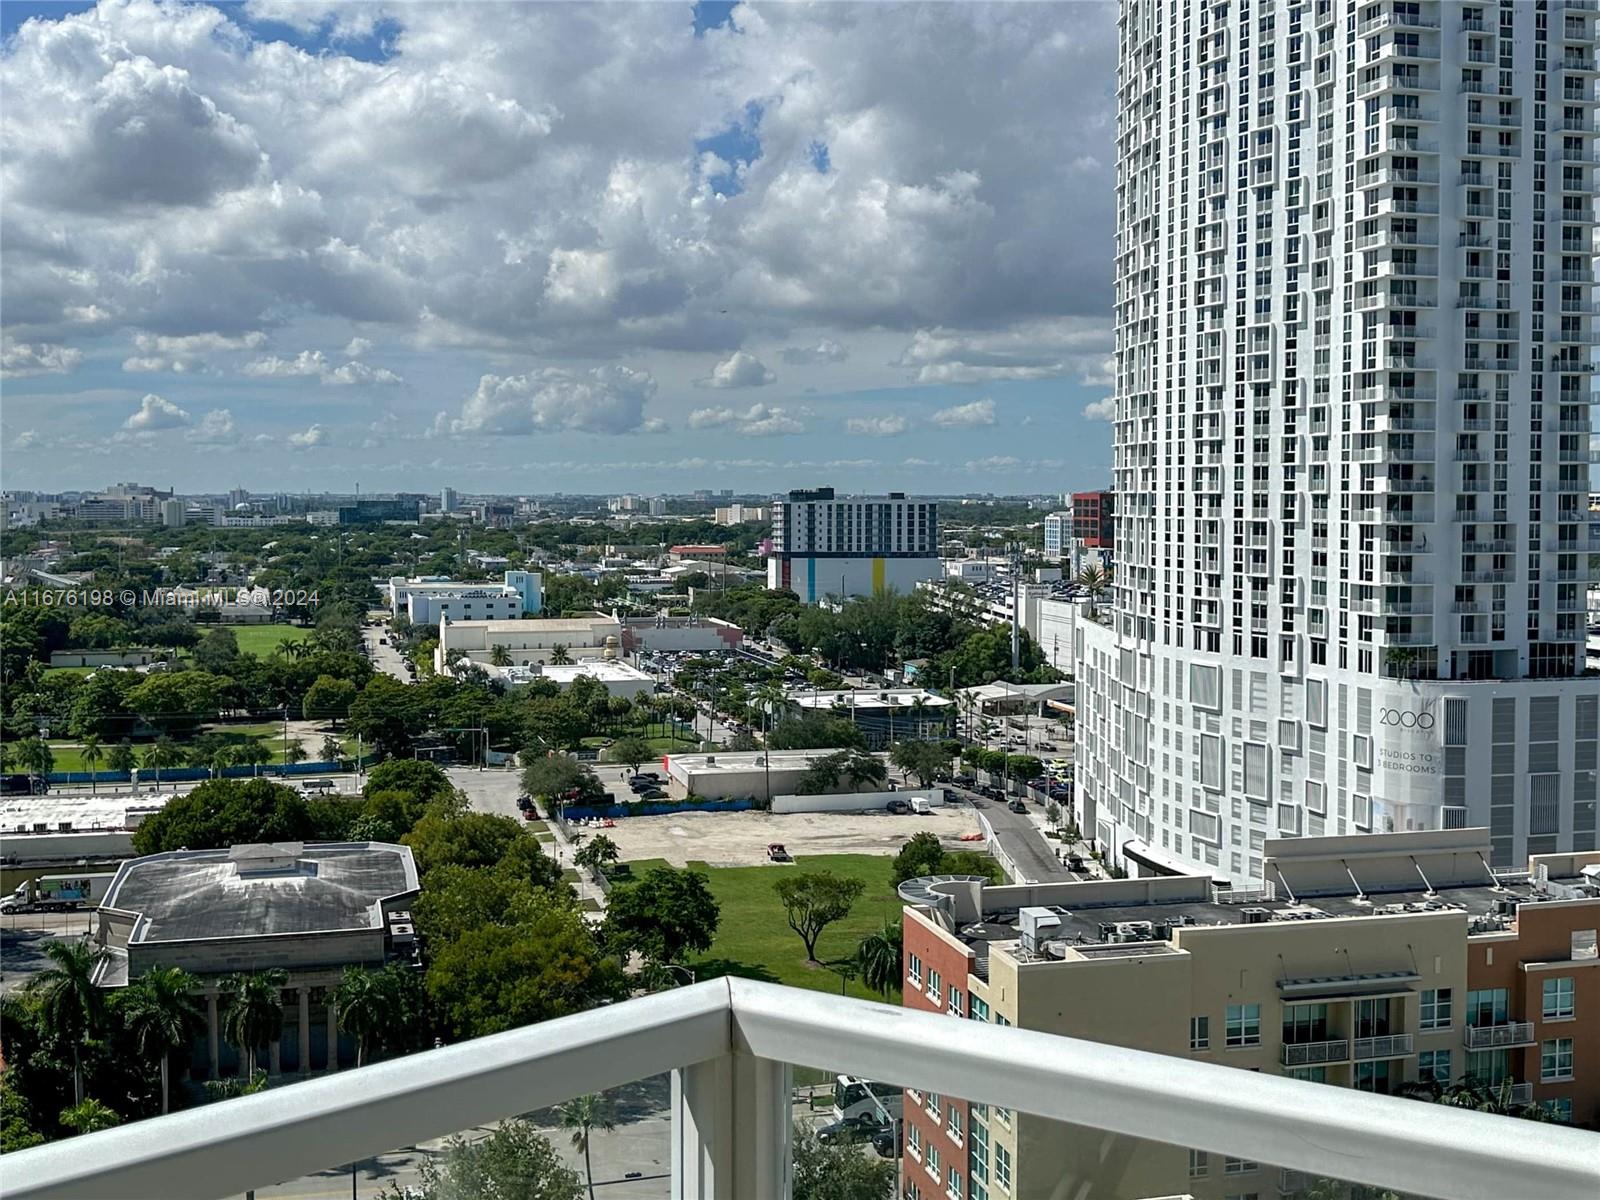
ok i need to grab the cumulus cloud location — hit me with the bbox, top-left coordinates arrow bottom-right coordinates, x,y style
187,409 -> 238,444
243,349 -> 401,385
287,424 -> 327,449
846,414 -> 910,437
931,398 -> 997,428
780,339 -> 848,365
687,403 -> 806,436
897,320 -> 1112,384
343,337 -> 372,358
123,330 -> 266,373
123,393 -> 191,431
450,365 -> 657,435
1,339 -> 83,377
1082,396 -> 1117,421
704,351 -> 776,389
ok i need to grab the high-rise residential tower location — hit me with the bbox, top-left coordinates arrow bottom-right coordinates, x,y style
1076,0 -> 1598,883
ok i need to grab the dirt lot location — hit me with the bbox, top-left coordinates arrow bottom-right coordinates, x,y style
598,805 -> 984,867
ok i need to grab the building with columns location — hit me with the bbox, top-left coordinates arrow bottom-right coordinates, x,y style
93,841 -> 419,1081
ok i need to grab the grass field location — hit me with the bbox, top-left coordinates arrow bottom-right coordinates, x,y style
621,853 -> 904,1002
220,624 -> 311,657
43,720 -> 331,772
41,665 -> 97,677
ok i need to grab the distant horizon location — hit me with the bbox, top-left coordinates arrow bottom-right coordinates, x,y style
1,2 -> 1120,492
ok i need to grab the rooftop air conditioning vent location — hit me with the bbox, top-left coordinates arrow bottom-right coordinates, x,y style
1241,907 -> 1270,924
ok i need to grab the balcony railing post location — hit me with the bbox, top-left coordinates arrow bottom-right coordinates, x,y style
672,1052 -> 791,1200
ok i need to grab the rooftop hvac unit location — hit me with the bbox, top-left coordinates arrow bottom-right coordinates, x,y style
1241,907 -> 1271,924
1496,898 -> 1518,916
388,923 -> 415,944
1018,906 -> 1062,958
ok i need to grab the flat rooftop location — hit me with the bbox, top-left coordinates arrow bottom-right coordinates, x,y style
1,793 -> 177,833
524,661 -> 652,683
787,688 -> 952,711
668,749 -> 854,774
441,616 -> 616,633
105,842 -> 417,944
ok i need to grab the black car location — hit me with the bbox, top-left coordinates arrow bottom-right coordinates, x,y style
815,1114 -> 884,1145
871,1123 -> 902,1159
636,788 -> 667,801
885,798 -> 912,815
1008,798 -> 1028,814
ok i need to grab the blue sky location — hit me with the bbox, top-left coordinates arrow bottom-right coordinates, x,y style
0,1 -> 1118,495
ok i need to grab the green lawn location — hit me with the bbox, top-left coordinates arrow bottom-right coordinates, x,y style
42,665 -> 97,677
221,624 -> 312,658
623,853 -> 904,1002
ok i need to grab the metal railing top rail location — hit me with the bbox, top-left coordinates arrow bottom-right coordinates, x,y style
6,978 -> 1600,1200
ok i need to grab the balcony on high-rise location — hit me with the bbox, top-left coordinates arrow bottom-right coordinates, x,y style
6,979 -> 1597,1200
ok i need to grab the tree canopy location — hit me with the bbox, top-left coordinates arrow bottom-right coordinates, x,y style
773,872 -> 866,963
602,866 -> 721,966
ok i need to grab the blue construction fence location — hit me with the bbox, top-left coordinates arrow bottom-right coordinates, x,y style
45,758 -> 375,786
558,797 -> 757,821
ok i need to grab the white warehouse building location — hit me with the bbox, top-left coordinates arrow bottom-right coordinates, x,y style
388,570 -> 541,625
1076,0 -> 1599,885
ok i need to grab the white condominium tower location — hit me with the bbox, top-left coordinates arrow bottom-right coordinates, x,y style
1076,0 -> 1598,883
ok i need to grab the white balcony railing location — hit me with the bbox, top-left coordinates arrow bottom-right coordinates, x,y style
1464,1021 -> 1537,1049
1354,1033 -> 1416,1060
6,979 -> 1599,1200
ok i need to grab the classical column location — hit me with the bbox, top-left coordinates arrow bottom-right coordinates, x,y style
205,992 -> 220,1080
298,987 -> 312,1075
325,999 -> 339,1073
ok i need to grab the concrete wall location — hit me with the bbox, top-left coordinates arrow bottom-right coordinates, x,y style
771,789 -> 940,815
130,927 -> 388,978
48,649 -> 155,667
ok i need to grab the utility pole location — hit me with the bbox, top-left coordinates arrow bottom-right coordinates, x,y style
1009,540 -> 1021,673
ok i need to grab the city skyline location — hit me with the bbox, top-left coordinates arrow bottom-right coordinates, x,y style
0,0 -> 1123,492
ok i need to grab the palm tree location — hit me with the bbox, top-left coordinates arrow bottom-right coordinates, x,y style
123,966 -> 202,1114
143,735 -> 182,785
220,970 -> 287,1081
274,637 -> 309,660
489,644 -> 513,667
334,967 -> 399,1068
209,745 -> 236,779
79,734 -> 103,794
59,1097 -> 121,1135
1077,564 -> 1108,618
27,939 -> 108,1103
106,739 -> 137,776
550,643 -> 573,666
558,1093 -> 616,1200
15,737 -> 54,778
854,922 -> 903,1000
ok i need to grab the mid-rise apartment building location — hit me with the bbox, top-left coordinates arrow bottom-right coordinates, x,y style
899,828 -> 1599,1200
387,570 -> 542,625
1043,511 -> 1070,558
766,487 -> 940,602
1077,0 -> 1600,883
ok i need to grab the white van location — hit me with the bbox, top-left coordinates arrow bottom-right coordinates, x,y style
909,797 -> 933,815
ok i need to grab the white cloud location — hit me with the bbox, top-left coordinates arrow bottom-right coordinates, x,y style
705,351 -> 776,389
897,320 -> 1112,384
846,414 -> 910,437
243,349 -> 401,385
187,409 -> 238,444
0,339 -> 83,377
931,398 -> 997,428
1082,396 -> 1116,421
687,403 -> 806,436
122,331 -> 264,373
450,365 -> 658,435
343,337 -> 372,358
122,393 -> 191,431
964,455 -> 1020,472
780,338 -> 848,365
287,423 -> 327,449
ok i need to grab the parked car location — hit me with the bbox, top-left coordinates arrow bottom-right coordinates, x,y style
885,798 -> 912,815
636,788 -> 667,801
815,1113 -> 883,1144
1037,741 -> 1058,752
1025,776 -> 1049,790
1067,853 -> 1086,872
871,1122 -> 902,1159
767,843 -> 793,862
1008,799 -> 1028,814
953,775 -> 976,788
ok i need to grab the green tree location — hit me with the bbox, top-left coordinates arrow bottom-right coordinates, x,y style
192,626 -> 240,674
425,897 -> 624,1039
549,643 -> 573,666
127,670 -> 223,735
572,834 -> 620,882
557,1093 -> 616,1200
283,742 -> 309,766
221,969 -> 288,1080
141,735 -> 183,784
890,831 -> 947,885
132,778 -> 314,855
26,939 -> 108,1103
106,739 -> 137,775
1077,564 -> 1108,617
602,866 -> 721,967
853,922 -> 903,1000
520,753 -> 605,808
791,1126 -> 896,1200
403,1118 -> 582,1200
335,965 -> 421,1069
59,1097 -> 121,1136
489,644 -> 513,667
766,715 -> 867,752
404,810 -> 527,878
79,733 -> 103,793
122,966 -> 202,1114
889,740 -> 949,788
605,735 -> 651,774
0,1069 -> 44,1152
13,737 -> 54,778
773,872 -> 867,963
302,674 -> 358,726
320,733 -> 344,763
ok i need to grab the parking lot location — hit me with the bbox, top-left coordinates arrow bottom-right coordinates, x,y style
591,805 -> 983,867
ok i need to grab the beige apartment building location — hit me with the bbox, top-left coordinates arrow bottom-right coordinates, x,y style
901,829 -> 1599,1200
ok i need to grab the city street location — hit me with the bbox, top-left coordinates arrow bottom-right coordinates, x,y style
363,625 -> 412,682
